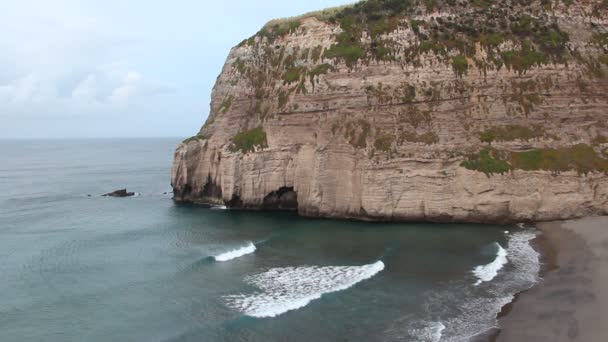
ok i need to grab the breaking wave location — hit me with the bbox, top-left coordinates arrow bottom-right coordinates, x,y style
410,321 -> 446,342
436,230 -> 540,341
473,243 -> 508,286
225,261 -> 385,318
214,242 -> 256,262
385,230 -> 540,342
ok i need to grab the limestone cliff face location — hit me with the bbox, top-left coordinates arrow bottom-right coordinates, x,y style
172,0 -> 608,223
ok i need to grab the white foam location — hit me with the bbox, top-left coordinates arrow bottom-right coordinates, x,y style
225,261 -> 385,318
430,322 -> 446,342
211,205 -> 228,210
517,223 -> 526,229
506,231 -> 540,284
214,242 -> 256,262
436,231 -> 540,341
411,321 -> 446,342
473,243 -> 508,286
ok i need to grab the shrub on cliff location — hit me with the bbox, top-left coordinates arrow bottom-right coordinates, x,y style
462,148 -> 511,176
462,144 -> 608,176
182,134 -> 208,144
229,127 -> 268,153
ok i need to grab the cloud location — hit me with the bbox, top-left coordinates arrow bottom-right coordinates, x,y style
71,74 -> 99,102
0,0 -> 355,138
0,1 -> 174,119
109,71 -> 143,105
1,67 -> 173,118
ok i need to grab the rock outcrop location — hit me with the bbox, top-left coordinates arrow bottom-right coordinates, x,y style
172,0 -> 608,223
103,189 -> 135,198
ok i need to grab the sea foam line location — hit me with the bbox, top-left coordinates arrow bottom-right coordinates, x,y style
473,243 -> 508,286
225,261 -> 385,318
214,242 -> 256,262
402,231 -> 539,342
412,321 -> 446,342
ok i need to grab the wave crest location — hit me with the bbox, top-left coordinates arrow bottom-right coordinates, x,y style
225,261 -> 385,318
473,243 -> 508,286
214,242 -> 256,262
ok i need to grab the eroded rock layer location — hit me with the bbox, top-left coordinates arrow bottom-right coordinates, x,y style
172,0 -> 608,223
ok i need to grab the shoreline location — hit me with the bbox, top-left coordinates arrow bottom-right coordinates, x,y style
492,216 -> 608,342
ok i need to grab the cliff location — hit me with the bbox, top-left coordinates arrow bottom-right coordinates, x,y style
172,0 -> 608,223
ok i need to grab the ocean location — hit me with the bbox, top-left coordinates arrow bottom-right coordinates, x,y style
0,138 -> 540,342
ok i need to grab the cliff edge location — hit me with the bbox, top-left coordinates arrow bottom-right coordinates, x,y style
172,0 -> 608,223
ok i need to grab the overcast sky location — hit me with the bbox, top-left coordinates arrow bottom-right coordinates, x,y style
0,0 -> 352,139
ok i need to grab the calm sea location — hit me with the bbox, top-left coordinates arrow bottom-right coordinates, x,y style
0,138 -> 540,342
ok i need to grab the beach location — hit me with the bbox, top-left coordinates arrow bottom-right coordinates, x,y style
496,216 -> 608,342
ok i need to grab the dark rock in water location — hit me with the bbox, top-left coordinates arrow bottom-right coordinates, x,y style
103,189 -> 135,198
87,194 -> 92,197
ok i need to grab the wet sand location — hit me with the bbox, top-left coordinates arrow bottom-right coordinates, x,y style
495,216 -> 608,342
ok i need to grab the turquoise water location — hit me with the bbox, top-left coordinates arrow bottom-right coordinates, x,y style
0,139 -> 539,342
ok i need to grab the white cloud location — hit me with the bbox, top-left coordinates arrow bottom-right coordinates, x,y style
109,71 -> 142,105
71,74 -> 99,102
0,1 -> 174,119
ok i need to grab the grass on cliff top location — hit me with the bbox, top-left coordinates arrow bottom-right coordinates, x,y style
229,127 -> 268,153
182,134 -> 208,144
462,144 -> 608,176
263,3 -> 356,27
242,0 -> 572,77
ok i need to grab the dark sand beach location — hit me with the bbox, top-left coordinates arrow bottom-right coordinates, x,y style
496,216 -> 608,342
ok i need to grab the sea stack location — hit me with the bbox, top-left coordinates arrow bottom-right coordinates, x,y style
172,0 -> 608,223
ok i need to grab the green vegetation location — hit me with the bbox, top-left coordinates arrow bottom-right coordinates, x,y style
182,134 -> 208,144
230,1 -> 586,125
451,55 -> 469,77
471,0 -> 494,8
400,131 -> 439,145
480,125 -> 545,143
536,26 -> 569,55
257,20 -> 301,43
282,66 -> 306,84
591,32 -> 608,46
263,4 -> 354,28
462,148 -> 511,176
479,131 -> 496,145
374,134 -> 394,152
219,95 -> 234,114
410,19 -> 423,34
592,135 -> 608,145
308,63 -> 334,85
511,144 -> 608,175
229,127 -> 268,153
462,144 -> 608,176
278,90 -> 289,109
321,0 -> 415,67
501,45 -> 547,74
324,43 -> 365,68
243,0 -> 574,75
311,46 -> 324,62
478,32 -> 506,48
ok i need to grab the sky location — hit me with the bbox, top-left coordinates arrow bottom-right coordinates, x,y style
0,0 -> 353,139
